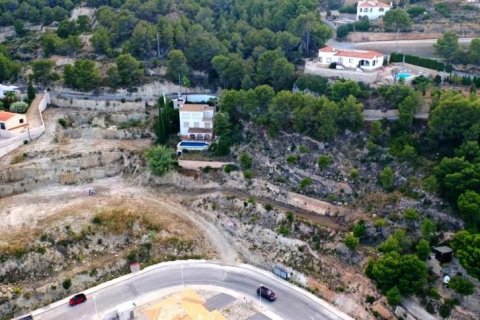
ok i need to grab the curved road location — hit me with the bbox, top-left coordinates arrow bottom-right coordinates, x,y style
23,261 -> 352,320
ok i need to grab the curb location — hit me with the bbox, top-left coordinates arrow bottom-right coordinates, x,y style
25,260 -> 353,320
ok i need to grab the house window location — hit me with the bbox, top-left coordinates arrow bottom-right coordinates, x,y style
183,122 -> 189,127
379,8 -> 384,12
373,60 -> 376,66
370,8 -> 373,12
319,57 -> 322,63
0,123 -> 5,130
205,122 -> 211,128
326,58 -> 331,63
194,122 -> 199,128
359,8 -> 362,12
349,59 -> 353,63
19,119 -> 24,124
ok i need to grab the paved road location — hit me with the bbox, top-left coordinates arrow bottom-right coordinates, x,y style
328,38 -> 474,58
25,261 -> 352,320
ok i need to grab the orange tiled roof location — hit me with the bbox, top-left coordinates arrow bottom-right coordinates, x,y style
319,47 -> 383,59
358,1 -> 391,8
0,111 -> 16,121
319,46 -> 336,52
180,104 -> 214,112
334,49 -> 383,59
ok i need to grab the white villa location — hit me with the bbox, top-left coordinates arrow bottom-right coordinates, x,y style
357,0 -> 392,20
0,111 -> 28,138
179,104 -> 215,141
318,46 -> 385,71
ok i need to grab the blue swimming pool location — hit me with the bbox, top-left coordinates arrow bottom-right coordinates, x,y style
178,141 -> 209,147
396,72 -> 412,80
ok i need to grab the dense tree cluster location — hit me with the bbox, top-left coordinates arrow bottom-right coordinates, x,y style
451,231 -> 480,280
87,0 -> 331,77
435,32 -> 480,66
0,0 -> 73,26
0,46 -> 20,82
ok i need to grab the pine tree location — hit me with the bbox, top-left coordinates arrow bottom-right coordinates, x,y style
156,97 -> 167,144
27,79 -> 35,102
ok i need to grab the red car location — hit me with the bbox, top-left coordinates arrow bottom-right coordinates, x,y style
69,293 -> 87,306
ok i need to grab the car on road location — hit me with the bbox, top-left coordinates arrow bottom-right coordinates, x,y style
257,285 -> 276,301
69,293 -> 87,306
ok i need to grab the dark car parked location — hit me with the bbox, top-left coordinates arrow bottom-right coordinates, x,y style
69,293 -> 87,306
256,285 -> 277,301
19,315 -> 33,320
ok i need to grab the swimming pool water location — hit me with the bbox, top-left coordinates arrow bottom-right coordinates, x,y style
396,72 -> 412,80
179,141 -> 209,147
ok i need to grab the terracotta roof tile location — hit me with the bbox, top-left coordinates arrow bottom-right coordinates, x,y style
180,104 -> 215,112
319,46 -> 336,52
334,50 -> 383,59
0,111 -> 17,121
358,1 -> 391,8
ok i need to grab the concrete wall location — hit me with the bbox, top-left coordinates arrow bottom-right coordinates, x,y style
0,92 -> 50,158
50,95 -> 149,112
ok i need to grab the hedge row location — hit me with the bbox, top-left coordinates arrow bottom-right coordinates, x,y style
390,52 -> 452,72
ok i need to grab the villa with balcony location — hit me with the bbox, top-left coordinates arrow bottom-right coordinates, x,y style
179,104 -> 215,141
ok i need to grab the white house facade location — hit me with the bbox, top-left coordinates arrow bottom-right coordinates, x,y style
179,104 -> 215,141
318,46 -> 385,71
0,111 -> 28,138
357,0 -> 392,20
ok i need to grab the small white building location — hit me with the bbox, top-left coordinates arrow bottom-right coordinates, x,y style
357,0 -> 392,20
0,111 -> 28,137
318,46 -> 385,71
0,84 -> 19,99
179,104 -> 215,141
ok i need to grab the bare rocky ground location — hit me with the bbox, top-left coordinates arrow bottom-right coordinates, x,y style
0,105 -> 478,320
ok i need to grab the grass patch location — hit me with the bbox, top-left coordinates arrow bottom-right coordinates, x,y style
91,208 -> 162,234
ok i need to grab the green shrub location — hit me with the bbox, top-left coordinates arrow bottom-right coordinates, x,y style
239,152 -> 252,169
353,221 -> 367,237
438,304 -> 452,318
243,169 -> 253,180
299,145 -> 309,153
10,101 -> 29,113
62,278 -> 72,290
318,155 -> 331,169
58,118 -> 67,128
277,224 -> 290,236
349,168 -> 359,180
344,234 -> 359,250
378,166 -> 395,191
403,208 -> 420,221
299,177 -> 313,189
144,146 -> 175,176
386,287 -> 401,306
286,211 -> 294,223
435,3 -> 451,17
448,276 -> 475,295
286,154 -> 299,164
223,164 -> 238,173
264,203 -> 273,211
407,6 -> 426,17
